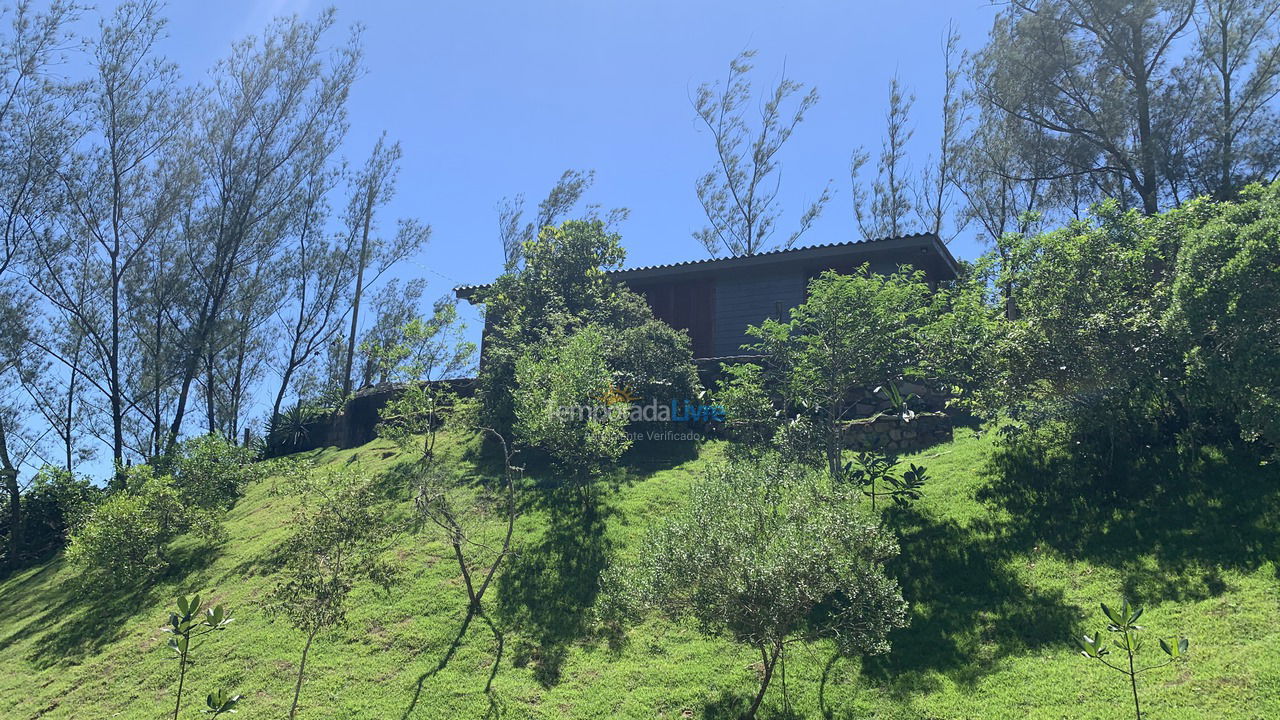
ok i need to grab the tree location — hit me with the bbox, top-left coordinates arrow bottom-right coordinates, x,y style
610,458 -> 907,720
270,164 -> 351,423
915,24 -> 966,240
496,169 -> 627,272
1180,0 -> 1280,200
1169,182 -> 1280,448
693,49 -> 831,257
338,134 -> 430,396
354,277 -> 427,389
476,218 -> 647,438
747,268 -> 936,483
269,464 -> 395,719
164,10 -> 360,455
972,0 -> 1198,215
853,75 -> 916,238
400,427 -> 521,706
368,294 -> 475,459
29,0 -> 195,472
0,0 -> 80,570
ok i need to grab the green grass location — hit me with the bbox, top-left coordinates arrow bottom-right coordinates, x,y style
0,428 -> 1277,719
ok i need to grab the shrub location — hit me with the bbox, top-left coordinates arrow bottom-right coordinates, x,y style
63,438 -> 253,589
476,219 -> 698,441
609,457 -> 907,719
171,434 -> 269,510
11,467 -> 100,564
1170,183 -> 1280,450
513,325 -> 631,478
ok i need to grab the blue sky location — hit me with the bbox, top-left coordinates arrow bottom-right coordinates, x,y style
136,0 -> 1001,330
48,1 -> 1006,474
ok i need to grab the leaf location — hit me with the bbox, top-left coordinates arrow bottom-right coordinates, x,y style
1101,602 -> 1123,627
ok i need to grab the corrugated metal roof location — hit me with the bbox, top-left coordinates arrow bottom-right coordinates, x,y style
454,232 -> 949,295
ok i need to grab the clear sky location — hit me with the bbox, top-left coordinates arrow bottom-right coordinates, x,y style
50,0 -> 1006,474
121,0 -> 1002,327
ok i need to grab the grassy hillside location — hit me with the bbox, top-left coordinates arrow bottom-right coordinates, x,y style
0,428 -> 1277,719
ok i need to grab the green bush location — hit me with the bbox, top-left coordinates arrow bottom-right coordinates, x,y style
66,468 -> 223,590
171,434 -> 269,510
608,456 -> 907,719
1170,183 -> 1280,449
513,325 -> 631,478
9,467 -> 100,565
476,219 -> 698,441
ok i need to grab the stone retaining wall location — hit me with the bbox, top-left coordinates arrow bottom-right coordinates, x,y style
842,411 -> 953,454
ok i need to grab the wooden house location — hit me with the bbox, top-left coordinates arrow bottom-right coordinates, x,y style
455,232 -> 959,362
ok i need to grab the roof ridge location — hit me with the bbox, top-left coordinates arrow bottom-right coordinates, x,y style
455,231 -> 942,293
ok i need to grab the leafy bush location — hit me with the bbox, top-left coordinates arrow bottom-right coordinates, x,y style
66,437 -> 263,591
476,219 -> 698,441
10,467 -> 100,565
171,434 -> 269,510
714,363 -> 779,456
608,456 -> 907,719
513,325 -> 631,478
1170,183 -> 1280,449
66,468 -> 223,590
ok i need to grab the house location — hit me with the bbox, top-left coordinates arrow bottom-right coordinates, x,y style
455,232 -> 960,363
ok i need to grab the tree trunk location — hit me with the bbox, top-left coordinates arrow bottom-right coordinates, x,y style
289,629 -> 317,720
341,207 -> 373,396
0,414 -> 19,572
744,642 -> 781,720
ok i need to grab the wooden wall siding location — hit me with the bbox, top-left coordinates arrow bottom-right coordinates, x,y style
634,279 -> 716,358
712,269 -> 807,357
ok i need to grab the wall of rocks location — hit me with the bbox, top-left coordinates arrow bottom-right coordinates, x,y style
841,411 -> 953,454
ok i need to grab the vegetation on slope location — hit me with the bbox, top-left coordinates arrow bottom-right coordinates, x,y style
0,427 -> 1275,719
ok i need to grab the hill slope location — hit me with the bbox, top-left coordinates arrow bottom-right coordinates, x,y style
0,430 -> 1277,719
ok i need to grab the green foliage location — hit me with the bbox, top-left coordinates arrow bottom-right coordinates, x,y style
170,434 -> 269,511
476,219 -> 697,441
1076,598 -> 1189,720
714,363 -> 779,456
269,463 -> 396,718
269,464 -> 397,633
360,296 -> 475,388
65,468 -> 224,591
513,325 -> 631,477
370,301 -> 476,459
161,594 -> 235,720
986,182 -> 1280,471
846,451 -> 928,513
1169,183 -> 1280,448
610,456 -> 907,717
12,467 -> 100,563
66,437 -> 266,590
203,688 -> 242,716
265,404 -> 330,456
748,266 -> 940,480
